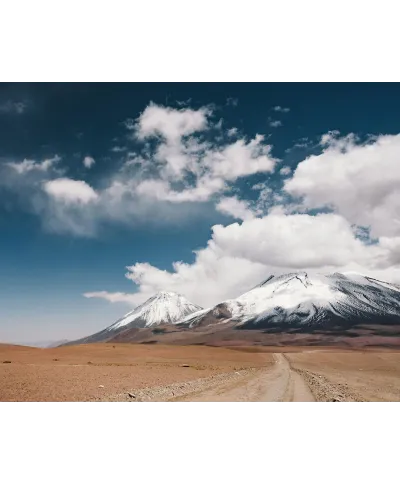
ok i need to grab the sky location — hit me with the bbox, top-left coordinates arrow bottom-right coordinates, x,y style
2,82 -> 400,344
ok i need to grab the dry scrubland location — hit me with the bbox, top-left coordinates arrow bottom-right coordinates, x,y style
1,343 -> 400,402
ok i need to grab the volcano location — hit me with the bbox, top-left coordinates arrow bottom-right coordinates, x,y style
68,272 -> 400,346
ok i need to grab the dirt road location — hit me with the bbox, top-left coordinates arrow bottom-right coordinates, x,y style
112,353 -> 315,402
173,353 -> 314,402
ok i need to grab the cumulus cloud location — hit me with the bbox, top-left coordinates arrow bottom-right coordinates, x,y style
285,132 -> 400,238
44,178 -> 98,204
134,105 -> 277,186
83,156 -> 95,169
2,102 -> 283,236
0,106 -> 209,232
12,99 -> 400,298
73,121 -> 400,307
8,155 -> 61,174
210,214 -> 375,269
117,105 -> 278,205
216,196 -> 255,221
85,212 -> 400,308
136,103 -> 209,142
207,135 -> 276,180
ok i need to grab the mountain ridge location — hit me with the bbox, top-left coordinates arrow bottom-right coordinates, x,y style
66,272 -> 400,346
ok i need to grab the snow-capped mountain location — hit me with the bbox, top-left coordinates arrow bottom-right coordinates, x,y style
178,272 -> 400,330
66,272 -> 400,346
109,291 -> 202,330
69,291 -> 203,344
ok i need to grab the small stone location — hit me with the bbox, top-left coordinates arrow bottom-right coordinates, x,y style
3,360 -> 11,364
128,392 -> 136,399
98,385 -> 104,388
181,364 -> 190,368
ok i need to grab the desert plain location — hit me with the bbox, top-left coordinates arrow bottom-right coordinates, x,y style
1,342 -> 400,402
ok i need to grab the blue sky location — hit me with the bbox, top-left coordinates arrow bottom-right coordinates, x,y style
2,82 -> 400,343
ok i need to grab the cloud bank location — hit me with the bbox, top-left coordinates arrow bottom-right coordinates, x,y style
4,101 -> 400,308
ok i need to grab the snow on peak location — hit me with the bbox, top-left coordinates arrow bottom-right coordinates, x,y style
108,291 -> 203,330
224,271 -> 341,320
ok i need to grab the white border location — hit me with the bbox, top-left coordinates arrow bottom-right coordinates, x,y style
1,402 -> 399,484
1,0 -> 399,81
1,1 -> 398,483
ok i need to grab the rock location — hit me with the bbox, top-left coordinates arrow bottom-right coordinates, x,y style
2,360 -> 11,364
98,385 -> 104,388
128,392 -> 136,399
181,364 -> 190,368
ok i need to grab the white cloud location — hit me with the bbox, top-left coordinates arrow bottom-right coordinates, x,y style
269,120 -> 282,127
110,146 -> 127,153
0,102 -> 277,238
206,135 -> 276,181
210,213 -> 374,269
44,178 -> 98,204
8,155 -> 61,174
0,100 -> 27,114
121,105 -> 278,203
273,106 -> 290,113
84,291 -> 137,305
135,105 -> 277,185
136,103 -> 209,142
320,130 -> 340,146
279,166 -> 291,175
86,212 -> 400,309
136,177 -> 226,203
83,156 -> 95,169
285,132 -> 400,238
216,196 -> 255,221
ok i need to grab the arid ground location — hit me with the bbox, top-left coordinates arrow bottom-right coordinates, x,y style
1,343 -> 400,401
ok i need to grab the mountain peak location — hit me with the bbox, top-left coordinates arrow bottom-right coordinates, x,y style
108,291 -> 203,331
152,290 -> 181,299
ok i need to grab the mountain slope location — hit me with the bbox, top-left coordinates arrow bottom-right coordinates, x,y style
177,272 -> 400,332
68,291 -> 202,344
